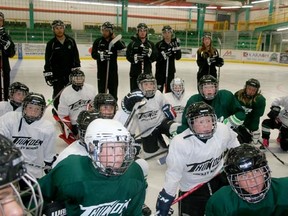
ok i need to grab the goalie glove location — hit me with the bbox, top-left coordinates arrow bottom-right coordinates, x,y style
121,90 -> 144,114
156,189 -> 175,216
223,115 -> 243,129
162,104 -> 177,120
267,106 -> 281,120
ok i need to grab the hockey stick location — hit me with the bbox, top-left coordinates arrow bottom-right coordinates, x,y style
105,34 -> 122,93
163,56 -> 169,93
46,83 -> 70,108
258,140 -> 288,165
0,50 -> 3,101
217,37 -> 222,81
124,99 -> 146,128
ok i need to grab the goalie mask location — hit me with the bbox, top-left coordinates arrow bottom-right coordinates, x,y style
170,77 -> 184,99
93,93 -> 117,119
186,101 -> 217,140
0,134 -> 43,216
137,73 -> 157,98
69,69 -> 85,91
198,75 -> 218,100
224,144 -> 271,203
22,93 -> 46,124
8,82 -> 29,107
244,78 -> 261,99
85,119 -> 136,176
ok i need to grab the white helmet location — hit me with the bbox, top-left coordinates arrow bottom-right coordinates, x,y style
84,119 -> 136,176
170,77 -> 184,99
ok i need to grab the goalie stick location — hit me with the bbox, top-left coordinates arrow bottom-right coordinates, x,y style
105,34 -> 122,93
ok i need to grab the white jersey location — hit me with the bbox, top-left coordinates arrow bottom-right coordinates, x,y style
271,96 -> 288,127
58,84 -> 96,125
0,111 -> 56,178
164,123 -> 240,196
164,92 -> 189,123
0,101 -> 22,117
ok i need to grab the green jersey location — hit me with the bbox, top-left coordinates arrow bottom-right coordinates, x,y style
177,90 -> 246,133
205,178 -> 288,216
38,155 -> 146,216
234,90 -> 266,131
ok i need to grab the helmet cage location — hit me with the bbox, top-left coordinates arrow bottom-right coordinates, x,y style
170,78 -> 184,99
93,93 -> 117,119
9,82 -> 29,107
244,79 -> 260,99
22,93 -> 46,124
69,70 -> 85,91
198,76 -> 219,100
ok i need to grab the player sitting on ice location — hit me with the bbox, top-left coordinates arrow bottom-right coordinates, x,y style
54,68 -> 96,144
121,73 -> 179,159
164,77 -> 189,124
91,93 -> 118,119
0,81 -> 29,117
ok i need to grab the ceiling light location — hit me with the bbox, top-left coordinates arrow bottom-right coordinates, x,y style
220,6 -> 241,9
206,6 -> 217,9
277,27 -> 288,31
251,0 -> 271,4
242,5 -> 253,8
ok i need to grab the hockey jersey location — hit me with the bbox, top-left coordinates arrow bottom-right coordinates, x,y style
271,96 -> 288,127
0,101 -> 21,117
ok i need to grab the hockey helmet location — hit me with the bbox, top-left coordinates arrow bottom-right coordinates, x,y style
51,19 -> 65,29
224,144 -> 271,203
186,101 -> 217,140
137,23 -> 148,32
137,73 -> 157,98
22,92 -> 46,124
8,82 -> 29,107
101,21 -> 113,33
162,25 -> 173,33
93,93 -> 117,119
170,77 -> 184,99
202,32 -> 212,40
69,69 -> 85,91
0,134 -> 43,215
198,75 -> 219,100
84,119 -> 136,176
244,78 -> 261,99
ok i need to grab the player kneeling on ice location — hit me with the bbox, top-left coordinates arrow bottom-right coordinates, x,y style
91,93 -> 118,119
0,81 -> 29,117
205,144 -> 288,216
0,92 -> 57,178
156,101 -> 240,216
121,73 -> 179,159
38,119 -> 147,215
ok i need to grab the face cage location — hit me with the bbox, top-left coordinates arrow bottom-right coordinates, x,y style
23,104 -> 45,124
0,173 -> 43,216
139,79 -> 157,98
227,165 -> 271,203
9,90 -> 28,107
171,84 -> 184,99
244,85 -> 259,99
71,76 -> 85,90
188,114 -> 217,140
199,83 -> 218,100
89,137 -> 136,176
98,104 -> 117,119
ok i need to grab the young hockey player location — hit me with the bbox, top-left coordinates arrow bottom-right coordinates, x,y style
126,23 -> 158,91
234,78 -> 266,144
177,75 -> 246,134
196,33 -> 223,82
0,92 -> 57,178
0,134 -> 43,216
206,144 -> 288,216
56,69 -> 95,141
92,93 -> 118,119
121,73 -> 178,159
164,77 -> 189,123
43,20 -> 81,109
91,21 -> 126,101
156,102 -> 240,216
261,95 -> 288,151
39,119 -> 146,215
0,12 -> 16,101
0,81 -> 29,117
155,25 -> 181,93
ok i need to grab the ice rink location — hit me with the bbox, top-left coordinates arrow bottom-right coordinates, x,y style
9,58 -> 288,214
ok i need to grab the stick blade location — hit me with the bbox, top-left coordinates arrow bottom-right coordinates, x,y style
108,34 -> 122,51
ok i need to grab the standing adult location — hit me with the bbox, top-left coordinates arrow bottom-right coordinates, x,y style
196,33 -> 223,82
126,23 -> 157,91
43,19 -> 80,109
155,25 -> 181,93
0,12 -> 15,101
91,21 -> 125,101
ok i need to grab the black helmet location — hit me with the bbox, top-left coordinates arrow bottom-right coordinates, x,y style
202,32 -> 212,40
69,69 -> 85,91
246,78 -> 260,89
198,75 -> 218,100
224,144 -> 271,203
93,93 -> 117,119
0,134 -> 43,215
137,73 -> 157,98
8,82 -> 29,107
22,92 -> 46,124
137,23 -> 148,32
162,25 -> 173,33
101,21 -> 113,33
186,101 -> 217,140
51,19 -> 65,29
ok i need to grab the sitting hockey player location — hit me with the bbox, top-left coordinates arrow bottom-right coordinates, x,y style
177,75 -> 246,134
234,78 -> 266,144
92,93 -> 118,119
55,68 -> 96,144
0,81 -> 29,117
164,77 -> 189,123
39,119 -> 147,215
0,134 -> 43,216
0,92 -> 57,179
206,144 -> 288,216
121,73 -> 179,159
156,102 -> 240,216
261,95 -> 288,151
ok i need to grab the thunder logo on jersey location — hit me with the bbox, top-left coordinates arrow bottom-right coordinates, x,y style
69,99 -> 91,110
12,136 -> 43,150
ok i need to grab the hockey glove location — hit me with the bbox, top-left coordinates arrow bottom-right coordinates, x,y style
235,125 -> 252,144
161,51 -> 168,60
267,106 -> 281,120
170,38 -> 181,51
121,90 -> 144,114
162,104 -> 177,120
43,71 -> 56,86
201,51 -> 209,59
43,155 -> 57,174
156,189 -> 175,216
0,27 -> 5,36
134,54 -> 143,64
215,57 -> 224,67
0,37 -> 11,50
223,115 -> 243,129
